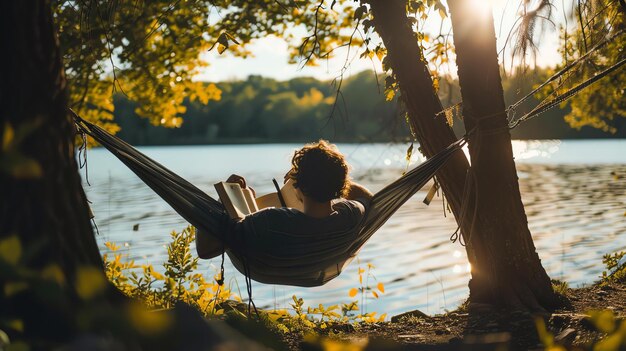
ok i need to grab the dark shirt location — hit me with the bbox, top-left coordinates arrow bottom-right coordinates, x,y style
231,199 -> 367,253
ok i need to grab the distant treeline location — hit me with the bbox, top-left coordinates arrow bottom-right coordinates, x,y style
114,70 -> 625,145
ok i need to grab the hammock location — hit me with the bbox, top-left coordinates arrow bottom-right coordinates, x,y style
74,116 -> 465,287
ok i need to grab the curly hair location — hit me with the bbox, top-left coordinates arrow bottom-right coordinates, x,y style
290,140 -> 349,202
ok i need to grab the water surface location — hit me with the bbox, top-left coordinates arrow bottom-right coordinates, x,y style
83,140 -> 626,316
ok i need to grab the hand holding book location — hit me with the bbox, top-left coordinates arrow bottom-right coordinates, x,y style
215,175 -> 303,219
226,174 -> 256,197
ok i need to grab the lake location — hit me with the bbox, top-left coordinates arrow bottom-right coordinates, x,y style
83,140 -> 626,317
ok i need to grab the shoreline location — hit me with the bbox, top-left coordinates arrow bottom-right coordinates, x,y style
273,281 -> 626,350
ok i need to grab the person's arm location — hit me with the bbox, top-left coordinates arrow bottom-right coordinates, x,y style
344,180 -> 373,201
197,173 -> 252,259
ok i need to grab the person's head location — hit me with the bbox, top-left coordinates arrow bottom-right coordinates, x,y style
290,140 -> 349,203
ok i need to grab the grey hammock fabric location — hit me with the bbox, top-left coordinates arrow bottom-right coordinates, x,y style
75,117 -> 464,287
228,199 -> 366,287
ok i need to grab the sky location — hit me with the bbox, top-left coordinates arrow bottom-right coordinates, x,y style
195,0 -> 570,83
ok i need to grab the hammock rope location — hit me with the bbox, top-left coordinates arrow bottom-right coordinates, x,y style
73,109 -> 467,288
73,32 -> 625,292
509,56 -> 626,129
507,29 -> 624,119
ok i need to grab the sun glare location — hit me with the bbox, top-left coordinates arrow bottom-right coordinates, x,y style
467,0 -> 496,18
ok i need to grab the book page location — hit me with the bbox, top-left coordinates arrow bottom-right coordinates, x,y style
255,179 -> 303,211
214,182 -> 251,219
255,192 -> 281,209
242,188 -> 259,212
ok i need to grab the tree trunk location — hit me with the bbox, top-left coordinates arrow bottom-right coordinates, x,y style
368,0 -> 474,248
0,0 -> 110,340
446,0 -> 558,310
368,0 -> 558,310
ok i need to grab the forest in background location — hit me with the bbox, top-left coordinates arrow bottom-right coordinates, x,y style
114,68 -> 626,145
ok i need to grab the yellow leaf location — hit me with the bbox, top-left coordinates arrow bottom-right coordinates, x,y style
372,291 -> 379,299
6,341 -> 29,351
4,282 -> 28,296
375,49 -> 384,62
349,288 -> 358,298
75,266 -> 107,300
217,43 -> 227,54
8,319 -> 24,332
384,88 -> 395,101
377,282 -> 385,293
42,264 -> 65,285
321,338 -> 364,351
10,157 -> 42,179
593,332 -> 621,351
378,313 -> 387,322
588,310 -> 616,334
267,312 -> 283,322
0,236 -> 21,265
128,303 -> 172,335
150,270 -> 165,280
3,123 -> 14,151
104,242 -> 119,251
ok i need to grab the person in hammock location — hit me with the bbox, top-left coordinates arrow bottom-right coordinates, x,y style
196,140 -> 373,260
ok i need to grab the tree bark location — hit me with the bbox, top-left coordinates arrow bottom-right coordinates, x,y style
0,0 -> 109,340
446,0 -> 558,310
368,0 -> 473,247
368,0 -> 559,310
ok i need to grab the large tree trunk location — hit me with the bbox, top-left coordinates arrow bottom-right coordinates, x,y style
368,0 -> 558,310
0,0 -> 110,341
446,0 -> 558,310
368,0 -> 474,250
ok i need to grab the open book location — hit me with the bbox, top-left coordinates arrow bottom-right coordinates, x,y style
214,178 -> 304,219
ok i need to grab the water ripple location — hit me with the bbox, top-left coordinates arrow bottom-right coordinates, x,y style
84,142 -> 626,316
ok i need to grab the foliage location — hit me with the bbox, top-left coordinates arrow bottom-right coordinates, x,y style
54,0 -> 622,140
537,309 -> 626,351
114,71 -> 409,144
0,121 -> 43,179
548,0 -> 625,133
52,0 -> 462,138
54,1 -> 222,131
550,279 -> 570,298
601,251 -> 626,284
260,261 -> 387,335
102,228 -> 389,337
52,0 -> 366,132
0,235 -> 177,349
103,226 -> 239,316
111,67 -> 616,145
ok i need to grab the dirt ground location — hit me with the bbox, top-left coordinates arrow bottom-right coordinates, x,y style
282,282 -> 626,350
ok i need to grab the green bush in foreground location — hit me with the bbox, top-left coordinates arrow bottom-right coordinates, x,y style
601,251 -> 626,284
102,226 -> 388,335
